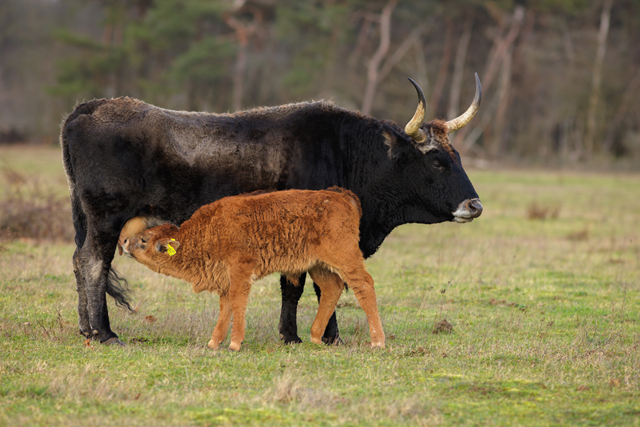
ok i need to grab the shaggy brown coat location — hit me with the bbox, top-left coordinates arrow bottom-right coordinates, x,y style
122,188 -> 385,351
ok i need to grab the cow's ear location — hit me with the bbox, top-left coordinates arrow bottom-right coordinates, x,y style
156,238 -> 181,256
383,130 -> 415,160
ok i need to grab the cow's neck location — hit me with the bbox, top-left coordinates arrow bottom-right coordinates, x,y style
340,120 -> 407,258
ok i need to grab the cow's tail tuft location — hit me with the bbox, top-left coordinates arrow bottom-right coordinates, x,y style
107,267 -> 133,312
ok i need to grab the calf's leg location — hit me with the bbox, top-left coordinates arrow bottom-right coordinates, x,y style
343,267 -> 385,348
228,262 -> 255,351
308,268 -> 344,345
312,283 -> 341,344
208,293 -> 232,350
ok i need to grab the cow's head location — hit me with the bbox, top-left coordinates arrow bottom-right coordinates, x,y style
382,74 -> 483,225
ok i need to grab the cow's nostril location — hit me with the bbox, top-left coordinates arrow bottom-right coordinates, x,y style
466,199 -> 483,218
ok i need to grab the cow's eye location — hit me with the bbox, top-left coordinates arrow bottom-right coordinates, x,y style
432,160 -> 443,170
141,237 -> 147,244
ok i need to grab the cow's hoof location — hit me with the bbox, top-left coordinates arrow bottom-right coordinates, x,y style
207,340 -> 220,350
280,334 -> 303,344
103,337 -> 125,346
322,335 -> 343,346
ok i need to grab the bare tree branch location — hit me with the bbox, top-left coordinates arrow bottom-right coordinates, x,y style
362,0 -> 398,115
455,6 -> 525,150
377,25 -> 425,83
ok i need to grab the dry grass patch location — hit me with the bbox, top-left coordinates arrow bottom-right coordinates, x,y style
0,166 -> 74,241
526,201 -> 560,220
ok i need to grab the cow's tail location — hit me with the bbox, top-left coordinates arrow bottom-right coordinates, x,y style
107,268 -> 133,311
60,101 -> 99,249
60,99 -> 133,312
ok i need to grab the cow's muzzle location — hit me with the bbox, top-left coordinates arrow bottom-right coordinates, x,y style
452,198 -> 483,223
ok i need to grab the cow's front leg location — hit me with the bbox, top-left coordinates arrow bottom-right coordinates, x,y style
313,282 -> 341,344
278,273 -> 306,344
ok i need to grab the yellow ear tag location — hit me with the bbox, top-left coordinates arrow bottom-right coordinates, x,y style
167,244 -> 176,256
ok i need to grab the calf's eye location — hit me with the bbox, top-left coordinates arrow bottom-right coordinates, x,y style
432,160 -> 443,170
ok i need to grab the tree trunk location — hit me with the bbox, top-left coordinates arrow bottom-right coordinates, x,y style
489,45 -> 513,158
455,6 -> 525,150
584,0 -> 613,160
233,37 -> 248,111
429,21 -> 453,116
603,68 -> 640,151
225,7 -> 262,112
447,17 -> 473,120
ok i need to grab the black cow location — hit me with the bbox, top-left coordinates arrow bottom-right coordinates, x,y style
61,75 -> 483,345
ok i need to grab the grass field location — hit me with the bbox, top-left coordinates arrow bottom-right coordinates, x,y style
1,146 -> 639,426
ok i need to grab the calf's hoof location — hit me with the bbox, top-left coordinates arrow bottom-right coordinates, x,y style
207,340 -> 220,350
103,337 -> 125,346
229,341 -> 241,351
369,340 -> 385,349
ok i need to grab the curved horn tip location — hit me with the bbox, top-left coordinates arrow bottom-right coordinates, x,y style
474,72 -> 482,104
407,77 -> 426,104
404,77 -> 427,143
445,73 -> 482,133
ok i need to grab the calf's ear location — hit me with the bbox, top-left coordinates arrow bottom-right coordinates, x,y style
155,238 -> 181,256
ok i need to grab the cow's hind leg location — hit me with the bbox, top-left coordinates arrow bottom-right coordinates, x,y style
278,273 -> 306,344
308,268 -> 344,345
76,222 -> 131,344
73,247 -> 91,338
312,283 -> 342,344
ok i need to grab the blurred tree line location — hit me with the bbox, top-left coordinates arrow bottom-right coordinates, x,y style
1,0 -> 640,165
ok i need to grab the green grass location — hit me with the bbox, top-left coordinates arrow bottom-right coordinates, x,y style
1,147 -> 639,426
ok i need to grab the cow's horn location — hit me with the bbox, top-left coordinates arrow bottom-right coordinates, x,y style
404,77 -> 427,143
445,73 -> 482,133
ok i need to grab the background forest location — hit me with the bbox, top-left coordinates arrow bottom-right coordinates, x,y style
1,0 -> 639,165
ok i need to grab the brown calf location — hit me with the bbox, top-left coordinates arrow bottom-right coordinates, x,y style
121,188 -> 385,351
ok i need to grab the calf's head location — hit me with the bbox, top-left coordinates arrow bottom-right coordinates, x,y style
117,217 -> 151,256
383,74 -> 483,225
122,222 -> 181,269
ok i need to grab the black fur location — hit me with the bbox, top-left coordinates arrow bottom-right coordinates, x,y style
106,268 -> 131,311
61,97 -> 480,343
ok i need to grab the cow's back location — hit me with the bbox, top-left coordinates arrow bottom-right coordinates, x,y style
61,98 -> 348,228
